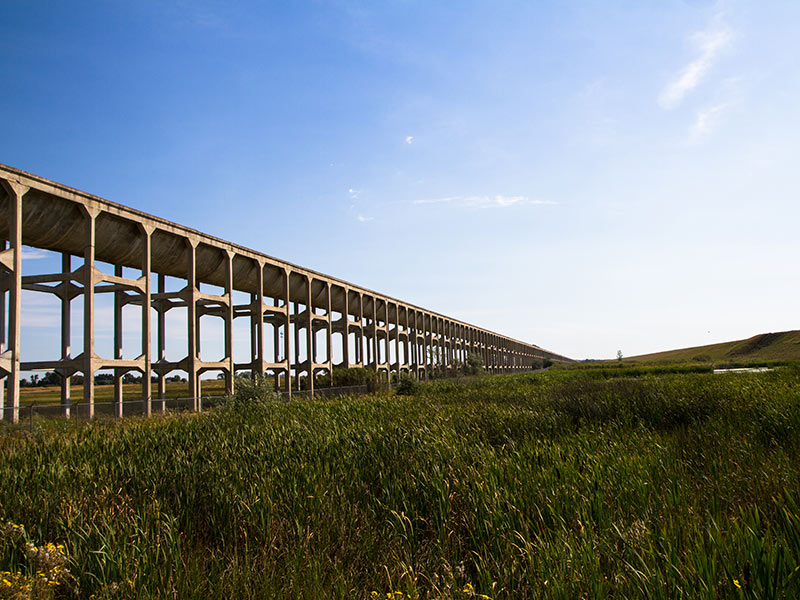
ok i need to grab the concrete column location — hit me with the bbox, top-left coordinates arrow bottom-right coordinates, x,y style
343,289 -> 350,368
2,181 -> 25,423
440,318 -> 447,372
326,282 -> 332,385
394,304 -> 400,374
424,314 -> 431,380
287,302 -> 300,392
114,264 -> 124,418
371,298 -> 378,376
60,253 -> 71,417
283,270 -> 291,399
0,252 -> 5,414
441,319 -> 447,372
185,239 -> 199,411
224,251 -> 234,395
306,276 -> 314,397
250,296 -> 257,370
157,274 -> 166,407
357,294 -> 363,365
140,226 -> 152,416
415,311 -> 421,377
253,260 -> 265,378
82,208 -> 97,418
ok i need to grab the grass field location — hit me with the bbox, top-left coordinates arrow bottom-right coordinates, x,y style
19,379 -> 229,406
1,367 -> 799,598
621,329 -> 800,365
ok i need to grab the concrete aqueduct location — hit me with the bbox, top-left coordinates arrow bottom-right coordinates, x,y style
0,164 -> 568,422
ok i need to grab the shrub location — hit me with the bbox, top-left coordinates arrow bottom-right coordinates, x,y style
227,375 -> 279,407
395,373 -> 420,395
464,352 -> 484,376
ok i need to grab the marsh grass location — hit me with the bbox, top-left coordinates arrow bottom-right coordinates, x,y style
0,369 -> 799,598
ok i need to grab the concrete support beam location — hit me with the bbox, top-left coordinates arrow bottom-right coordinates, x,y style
283,270 -> 292,399
60,253 -> 71,417
140,225 -> 152,416
186,238 -> 199,411
306,276 -> 314,397
156,274 -> 166,407
0,180 -> 25,423
224,250 -> 235,396
114,264 -> 124,418
81,207 -> 98,419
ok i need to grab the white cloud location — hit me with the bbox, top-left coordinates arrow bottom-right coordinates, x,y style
21,248 -> 48,260
413,195 -> 556,209
659,24 -> 733,109
356,214 -> 374,222
348,188 -> 360,198
412,196 -> 460,205
688,103 -> 728,143
20,291 -> 60,328
405,136 -> 414,144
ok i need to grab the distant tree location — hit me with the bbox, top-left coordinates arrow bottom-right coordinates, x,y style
464,352 -> 485,376
40,371 -> 61,386
617,350 -> 623,362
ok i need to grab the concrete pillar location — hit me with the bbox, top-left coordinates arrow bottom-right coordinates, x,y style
294,302 -> 300,392
343,289 -> 350,369
114,264 -> 124,418
0,251 -> 5,415
185,239 -> 199,411
253,260 -> 265,379
326,282 -> 333,385
60,253 -> 71,417
306,276 -> 314,397
358,294 -> 364,366
140,226 -> 152,416
2,181 -> 25,423
283,269 -> 292,399
224,251 -> 234,396
157,274 -> 166,408
424,314 -> 431,380
394,304 -> 400,374
371,298 -> 378,377
81,207 -> 97,419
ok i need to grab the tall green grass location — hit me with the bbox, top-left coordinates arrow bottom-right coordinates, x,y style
0,369 -> 799,598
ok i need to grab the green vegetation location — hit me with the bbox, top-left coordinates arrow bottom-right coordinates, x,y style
18,379 -> 229,407
315,367 -> 380,390
621,329 -> 800,365
1,367 -> 799,598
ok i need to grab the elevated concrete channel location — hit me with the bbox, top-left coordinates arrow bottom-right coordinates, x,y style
0,164 -> 569,422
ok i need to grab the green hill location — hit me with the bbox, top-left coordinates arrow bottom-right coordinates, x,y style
624,330 -> 800,364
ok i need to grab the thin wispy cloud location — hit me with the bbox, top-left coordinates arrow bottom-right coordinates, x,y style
348,188 -> 361,198
659,22 -> 733,110
20,291 -> 64,328
413,195 -> 556,209
356,214 -> 374,222
21,248 -> 48,260
688,103 -> 728,143
405,136 -> 414,144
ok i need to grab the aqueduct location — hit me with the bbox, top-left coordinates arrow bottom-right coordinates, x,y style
0,164 -> 568,422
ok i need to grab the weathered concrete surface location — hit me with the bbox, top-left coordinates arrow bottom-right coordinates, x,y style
0,163 -> 571,422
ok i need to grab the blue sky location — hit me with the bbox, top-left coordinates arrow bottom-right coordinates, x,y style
2,0 -> 799,361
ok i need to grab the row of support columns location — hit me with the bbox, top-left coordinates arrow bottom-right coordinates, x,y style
0,177 -> 553,423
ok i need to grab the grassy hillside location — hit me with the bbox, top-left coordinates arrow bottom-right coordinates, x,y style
623,329 -> 800,364
1,369 -> 799,598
